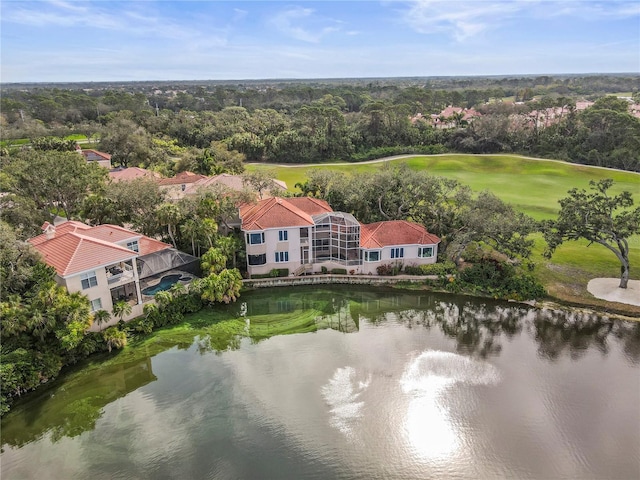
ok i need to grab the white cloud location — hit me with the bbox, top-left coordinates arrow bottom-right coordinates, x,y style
233,8 -> 248,21
269,6 -> 340,43
396,0 -> 640,41
45,0 -> 88,13
398,0 -> 522,41
3,1 -> 227,42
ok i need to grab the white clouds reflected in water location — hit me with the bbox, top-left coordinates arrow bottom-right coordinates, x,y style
322,350 -> 501,462
321,366 -> 372,437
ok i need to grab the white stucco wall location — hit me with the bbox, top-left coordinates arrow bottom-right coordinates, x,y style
360,244 -> 439,275
245,227 -> 304,276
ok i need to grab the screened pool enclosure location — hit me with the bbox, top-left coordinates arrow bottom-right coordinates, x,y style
311,212 -> 361,266
136,248 -> 199,279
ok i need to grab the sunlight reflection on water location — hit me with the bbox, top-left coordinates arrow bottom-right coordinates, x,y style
401,351 -> 501,462
321,350 -> 501,466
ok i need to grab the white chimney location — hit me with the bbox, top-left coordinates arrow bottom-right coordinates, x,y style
42,222 -> 56,239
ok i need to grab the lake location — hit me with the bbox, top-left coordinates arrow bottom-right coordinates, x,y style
2,286 -> 639,479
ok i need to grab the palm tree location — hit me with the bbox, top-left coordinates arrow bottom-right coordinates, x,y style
180,219 -> 198,255
169,282 -> 187,296
201,247 -> 227,275
157,203 -> 182,248
93,309 -> 111,330
112,300 -> 132,323
154,290 -> 174,310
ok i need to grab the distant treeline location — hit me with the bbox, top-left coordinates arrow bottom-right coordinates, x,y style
1,75 -> 639,172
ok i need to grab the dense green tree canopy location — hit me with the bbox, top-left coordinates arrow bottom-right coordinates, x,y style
542,179 -> 640,288
2,150 -> 108,222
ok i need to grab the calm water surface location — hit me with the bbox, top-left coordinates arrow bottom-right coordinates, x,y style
2,287 -> 639,479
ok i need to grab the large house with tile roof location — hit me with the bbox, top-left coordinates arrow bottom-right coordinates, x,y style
183,173 -> 287,197
240,197 -> 440,277
29,221 -> 197,329
109,166 -> 161,183
157,171 -> 208,200
158,171 -> 287,200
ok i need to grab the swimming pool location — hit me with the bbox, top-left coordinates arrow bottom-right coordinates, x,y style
141,274 -> 185,296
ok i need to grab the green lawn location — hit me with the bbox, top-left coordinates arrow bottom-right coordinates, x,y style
248,154 -> 640,311
247,154 -> 639,220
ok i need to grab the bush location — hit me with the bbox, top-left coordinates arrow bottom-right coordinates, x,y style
458,259 -> 545,300
251,268 -> 289,279
376,263 -> 403,276
350,144 -> 447,162
321,266 -> 328,274
331,268 -> 347,275
403,263 -> 456,276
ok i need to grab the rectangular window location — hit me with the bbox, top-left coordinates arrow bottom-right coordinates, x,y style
126,240 -> 139,252
90,298 -> 102,312
391,247 -> 404,259
247,232 -> 265,245
364,250 -> 380,262
275,251 -> 289,263
278,230 -> 288,241
80,271 -> 98,290
248,254 -> 267,266
418,246 -> 434,258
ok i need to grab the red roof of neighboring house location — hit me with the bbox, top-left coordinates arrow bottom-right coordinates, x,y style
80,149 -> 112,161
109,167 -> 160,182
28,221 -> 171,276
157,171 -> 207,186
360,220 -> 440,249
185,174 -> 246,194
184,174 -> 288,196
240,197 -> 332,230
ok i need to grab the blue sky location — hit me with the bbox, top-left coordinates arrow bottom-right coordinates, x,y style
1,1 -> 639,82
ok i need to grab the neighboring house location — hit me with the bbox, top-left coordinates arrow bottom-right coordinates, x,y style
240,197 -> 440,277
109,167 -> 161,183
29,221 -> 198,330
429,106 -> 481,129
157,171 -> 207,200
183,173 -> 287,197
575,100 -> 595,111
76,146 -> 112,168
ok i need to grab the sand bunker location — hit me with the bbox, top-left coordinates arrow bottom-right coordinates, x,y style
587,278 -> 640,306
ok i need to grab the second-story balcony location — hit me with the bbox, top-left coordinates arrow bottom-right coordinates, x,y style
106,261 -> 135,285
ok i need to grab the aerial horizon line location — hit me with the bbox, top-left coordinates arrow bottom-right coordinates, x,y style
3,72 -> 639,87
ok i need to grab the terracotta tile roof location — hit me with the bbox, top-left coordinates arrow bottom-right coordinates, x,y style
157,171 -> 207,186
184,174 -> 287,196
74,224 -> 170,256
286,197 -> 332,215
28,221 -> 171,276
138,236 -> 173,256
30,232 -> 136,277
80,149 -> 112,161
360,220 -> 440,249
109,167 -> 160,182
185,174 -> 246,194
30,221 -> 91,246
240,197 -> 332,230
